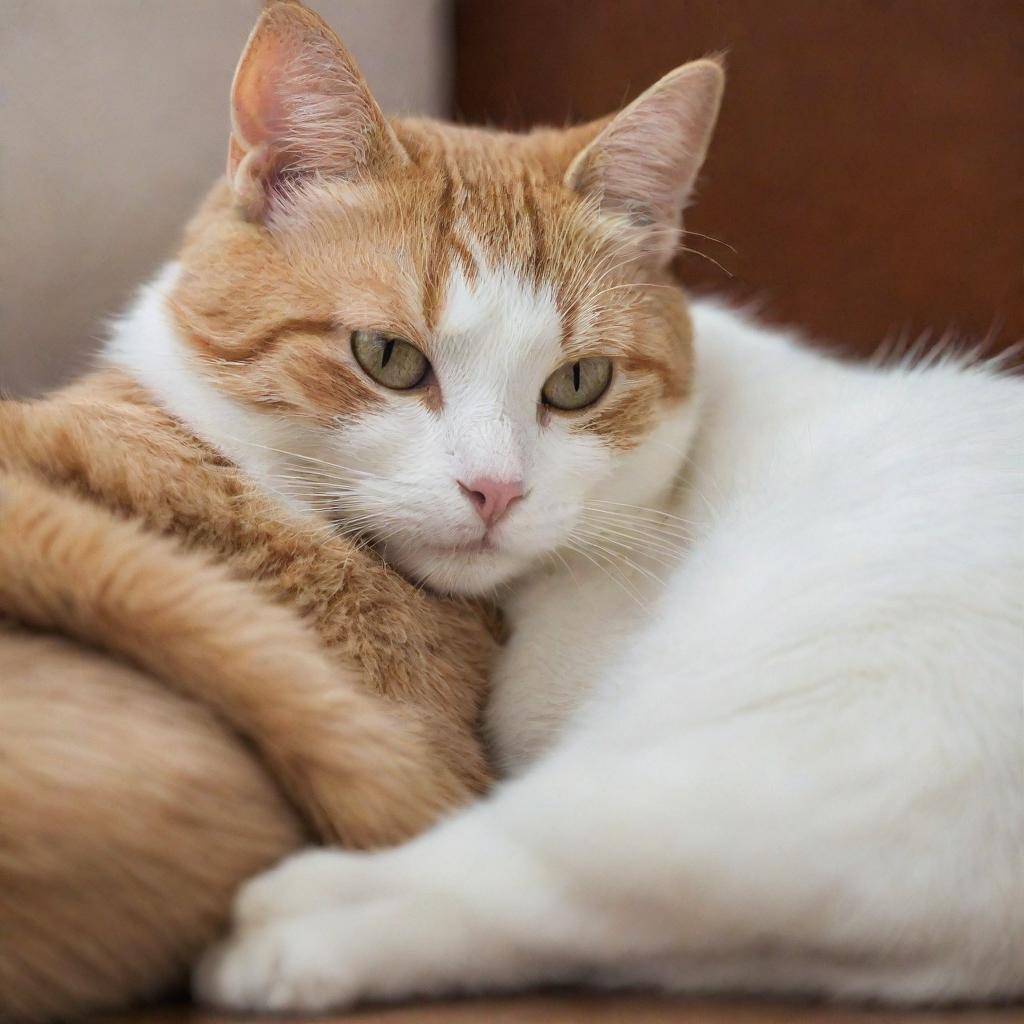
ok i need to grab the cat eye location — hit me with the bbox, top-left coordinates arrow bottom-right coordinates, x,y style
351,330 -> 430,391
541,357 -> 612,412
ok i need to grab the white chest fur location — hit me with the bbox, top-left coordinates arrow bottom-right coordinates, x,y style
487,550 -> 666,773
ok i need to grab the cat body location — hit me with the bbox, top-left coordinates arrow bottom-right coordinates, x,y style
483,302 -> 1024,996
75,0 -> 1018,1010
198,299 -> 1024,1010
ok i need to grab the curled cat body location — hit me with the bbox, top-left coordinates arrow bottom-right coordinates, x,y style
168,1 -> 1022,1010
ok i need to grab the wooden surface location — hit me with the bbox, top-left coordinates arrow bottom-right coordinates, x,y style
99,994 -> 1024,1024
455,0 -> 1024,360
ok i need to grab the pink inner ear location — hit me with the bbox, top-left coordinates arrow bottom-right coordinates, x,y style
231,30 -> 292,154
598,95 -> 699,227
566,61 -> 723,255
226,2 -> 408,216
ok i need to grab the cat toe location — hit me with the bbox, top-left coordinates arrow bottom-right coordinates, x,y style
194,916 -> 358,1013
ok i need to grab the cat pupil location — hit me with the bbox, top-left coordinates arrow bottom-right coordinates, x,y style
573,362 -> 581,391
381,339 -> 395,368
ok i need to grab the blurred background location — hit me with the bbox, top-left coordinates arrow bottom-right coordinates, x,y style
2,0 -> 1022,397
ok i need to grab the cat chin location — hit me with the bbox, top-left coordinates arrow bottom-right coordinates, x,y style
392,545 -> 529,597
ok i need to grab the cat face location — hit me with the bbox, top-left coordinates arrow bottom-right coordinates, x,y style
167,1 -> 722,595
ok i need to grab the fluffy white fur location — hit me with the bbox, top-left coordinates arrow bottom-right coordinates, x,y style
109,267 -> 1024,1009
105,263 -> 300,498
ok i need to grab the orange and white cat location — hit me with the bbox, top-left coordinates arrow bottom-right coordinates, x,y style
101,0 -> 1021,1009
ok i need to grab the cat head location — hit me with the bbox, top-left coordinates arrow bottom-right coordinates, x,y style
166,0 -> 723,595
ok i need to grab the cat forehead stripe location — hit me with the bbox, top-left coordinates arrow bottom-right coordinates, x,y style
436,242 -> 563,354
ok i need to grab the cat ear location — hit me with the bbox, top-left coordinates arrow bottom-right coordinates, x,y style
228,0 -> 408,218
565,59 -> 724,264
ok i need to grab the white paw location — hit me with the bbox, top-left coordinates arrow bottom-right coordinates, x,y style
234,847 -> 377,929
194,912 -> 360,1013
194,835 -> 483,1012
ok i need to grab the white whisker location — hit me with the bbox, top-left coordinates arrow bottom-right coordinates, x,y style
586,499 -> 698,528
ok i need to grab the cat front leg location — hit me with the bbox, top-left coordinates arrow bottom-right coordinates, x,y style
196,709 -> 1022,1011
194,805 -> 590,1013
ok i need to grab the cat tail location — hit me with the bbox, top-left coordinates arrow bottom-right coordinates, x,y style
0,469 -> 474,848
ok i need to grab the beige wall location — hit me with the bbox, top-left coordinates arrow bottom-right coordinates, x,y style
1,0 -> 451,397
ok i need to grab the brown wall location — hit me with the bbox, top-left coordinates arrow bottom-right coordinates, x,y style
455,0 -> 1024,359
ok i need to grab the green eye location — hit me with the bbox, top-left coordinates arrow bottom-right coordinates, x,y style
351,330 -> 430,390
541,357 -> 612,411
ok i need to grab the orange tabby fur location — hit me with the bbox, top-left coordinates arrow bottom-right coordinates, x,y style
0,624 -> 302,1021
0,376 -> 495,1021
172,128 -> 694,456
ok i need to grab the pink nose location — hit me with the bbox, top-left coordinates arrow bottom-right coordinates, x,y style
458,477 -> 524,528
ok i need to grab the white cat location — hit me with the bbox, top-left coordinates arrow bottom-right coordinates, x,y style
191,294 -> 1023,1009
111,2 -> 1024,1010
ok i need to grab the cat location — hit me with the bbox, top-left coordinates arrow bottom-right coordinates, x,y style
94,0 -> 1016,1010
